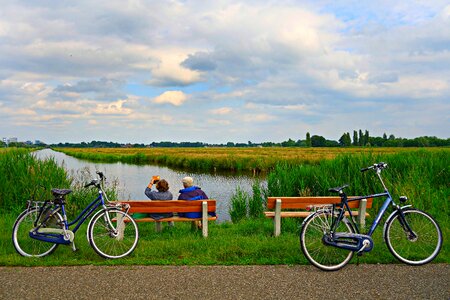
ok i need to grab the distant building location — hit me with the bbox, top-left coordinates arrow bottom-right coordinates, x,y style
8,137 -> 18,144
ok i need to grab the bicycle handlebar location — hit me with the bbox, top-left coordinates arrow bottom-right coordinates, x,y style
84,172 -> 105,189
361,162 -> 388,172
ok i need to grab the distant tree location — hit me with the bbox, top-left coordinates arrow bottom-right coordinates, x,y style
358,130 -> 363,146
383,133 -> 388,140
281,138 -> 296,147
364,130 -> 369,146
226,142 -> 235,147
339,132 -> 352,147
311,135 -> 326,147
306,132 -> 311,147
353,130 -> 358,146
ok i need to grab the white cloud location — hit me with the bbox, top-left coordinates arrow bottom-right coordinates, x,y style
0,1 -> 449,143
210,107 -> 232,115
153,91 -> 188,106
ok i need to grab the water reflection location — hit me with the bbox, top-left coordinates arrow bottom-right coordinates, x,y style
34,149 -> 266,222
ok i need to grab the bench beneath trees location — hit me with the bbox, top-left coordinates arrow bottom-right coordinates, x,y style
113,200 -> 217,238
264,197 -> 373,237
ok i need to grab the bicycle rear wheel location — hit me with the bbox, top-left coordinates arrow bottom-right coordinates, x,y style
88,208 -> 139,259
385,208 -> 442,265
12,207 -> 63,257
300,211 -> 354,271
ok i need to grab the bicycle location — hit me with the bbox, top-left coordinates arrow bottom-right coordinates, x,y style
300,162 -> 442,271
12,172 -> 139,259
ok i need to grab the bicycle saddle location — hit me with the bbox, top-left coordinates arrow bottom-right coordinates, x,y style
328,184 -> 349,193
51,189 -> 73,197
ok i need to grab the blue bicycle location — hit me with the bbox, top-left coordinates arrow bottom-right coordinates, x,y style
300,163 -> 443,271
12,172 -> 139,259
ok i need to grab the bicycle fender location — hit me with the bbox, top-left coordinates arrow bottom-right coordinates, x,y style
383,205 -> 413,239
86,208 -> 112,242
302,211 -> 317,226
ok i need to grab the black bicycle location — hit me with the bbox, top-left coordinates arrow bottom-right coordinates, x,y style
300,162 -> 442,271
12,172 -> 139,259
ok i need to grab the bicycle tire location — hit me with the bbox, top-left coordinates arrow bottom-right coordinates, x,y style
300,211 -> 355,271
12,207 -> 63,257
87,208 -> 139,259
385,208 -> 442,265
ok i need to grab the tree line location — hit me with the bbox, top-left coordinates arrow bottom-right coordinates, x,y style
3,131 -> 449,148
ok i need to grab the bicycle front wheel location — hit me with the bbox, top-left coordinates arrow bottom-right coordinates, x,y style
385,208 -> 442,265
12,207 -> 63,257
88,208 -> 139,259
300,211 -> 355,271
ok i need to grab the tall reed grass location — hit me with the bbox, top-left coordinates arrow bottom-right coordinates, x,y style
267,150 -> 449,223
0,149 -> 118,217
0,149 -> 70,213
55,147 -> 428,173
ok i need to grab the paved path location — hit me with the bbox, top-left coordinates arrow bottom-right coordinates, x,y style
0,264 -> 448,299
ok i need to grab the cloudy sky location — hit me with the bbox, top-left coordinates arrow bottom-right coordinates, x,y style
1,1 -> 449,144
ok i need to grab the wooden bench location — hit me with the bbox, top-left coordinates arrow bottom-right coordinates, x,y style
113,200 -> 217,238
264,197 -> 373,237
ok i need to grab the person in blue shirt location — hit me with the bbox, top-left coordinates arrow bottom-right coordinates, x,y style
178,177 -> 210,228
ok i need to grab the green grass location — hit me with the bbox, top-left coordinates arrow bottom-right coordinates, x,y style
2,215 -> 447,266
1,148 -> 448,266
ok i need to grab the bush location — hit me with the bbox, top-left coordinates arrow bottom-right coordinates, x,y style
229,187 -> 249,223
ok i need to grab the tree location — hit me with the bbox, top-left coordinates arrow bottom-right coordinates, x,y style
311,135 -> 326,147
339,132 -> 352,147
281,138 -> 296,147
383,133 -> 387,140
353,130 -> 358,146
364,130 -> 369,146
358,130 -> 363,146
306,132 -> 311,147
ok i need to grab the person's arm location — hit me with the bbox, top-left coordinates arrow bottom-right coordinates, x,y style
145,187 -> 153,199
145,178 -> 157,199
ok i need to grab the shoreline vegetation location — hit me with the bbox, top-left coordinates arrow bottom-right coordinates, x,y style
53,147 -> 447,174
0,147 -> 448,266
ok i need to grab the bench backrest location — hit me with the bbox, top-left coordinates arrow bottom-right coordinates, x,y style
113,200 -> 217,214
266,197 -> 373,210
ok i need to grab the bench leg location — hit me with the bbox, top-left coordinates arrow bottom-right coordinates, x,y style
274,199 -> 281,237
116,212 -> 125,241
155,222 -> 162,232
202,201 -> 208,238
357,198 -> 367,228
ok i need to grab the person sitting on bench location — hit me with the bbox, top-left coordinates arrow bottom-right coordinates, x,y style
178,177 -> 210,228
144,176 -> 174,223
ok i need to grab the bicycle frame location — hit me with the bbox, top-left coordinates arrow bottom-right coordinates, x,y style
343,192 -> 391,236
35,183 -> 114,238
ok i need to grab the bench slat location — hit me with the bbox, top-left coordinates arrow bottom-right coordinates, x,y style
111,200 -> 216,214
111,200 -> 217,238
266,197 -> 373,209
264,211 -> 369,218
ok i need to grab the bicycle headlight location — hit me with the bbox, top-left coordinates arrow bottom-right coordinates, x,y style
399,196 -> 408,203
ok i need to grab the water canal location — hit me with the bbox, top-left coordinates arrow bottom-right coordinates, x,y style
34,149 -> 266,222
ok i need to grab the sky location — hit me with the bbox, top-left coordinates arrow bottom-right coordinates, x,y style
1,0 -> 449,144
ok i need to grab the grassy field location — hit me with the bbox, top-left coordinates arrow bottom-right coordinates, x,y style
2,215 -> 447,266
55,147 -> 443,173
1,147 -> 448,266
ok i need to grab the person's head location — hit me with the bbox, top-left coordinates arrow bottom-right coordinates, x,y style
156,179 -> 169,192
182,176 -> 194,188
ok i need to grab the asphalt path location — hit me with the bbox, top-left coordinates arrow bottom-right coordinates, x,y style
0,264 -> 448,299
